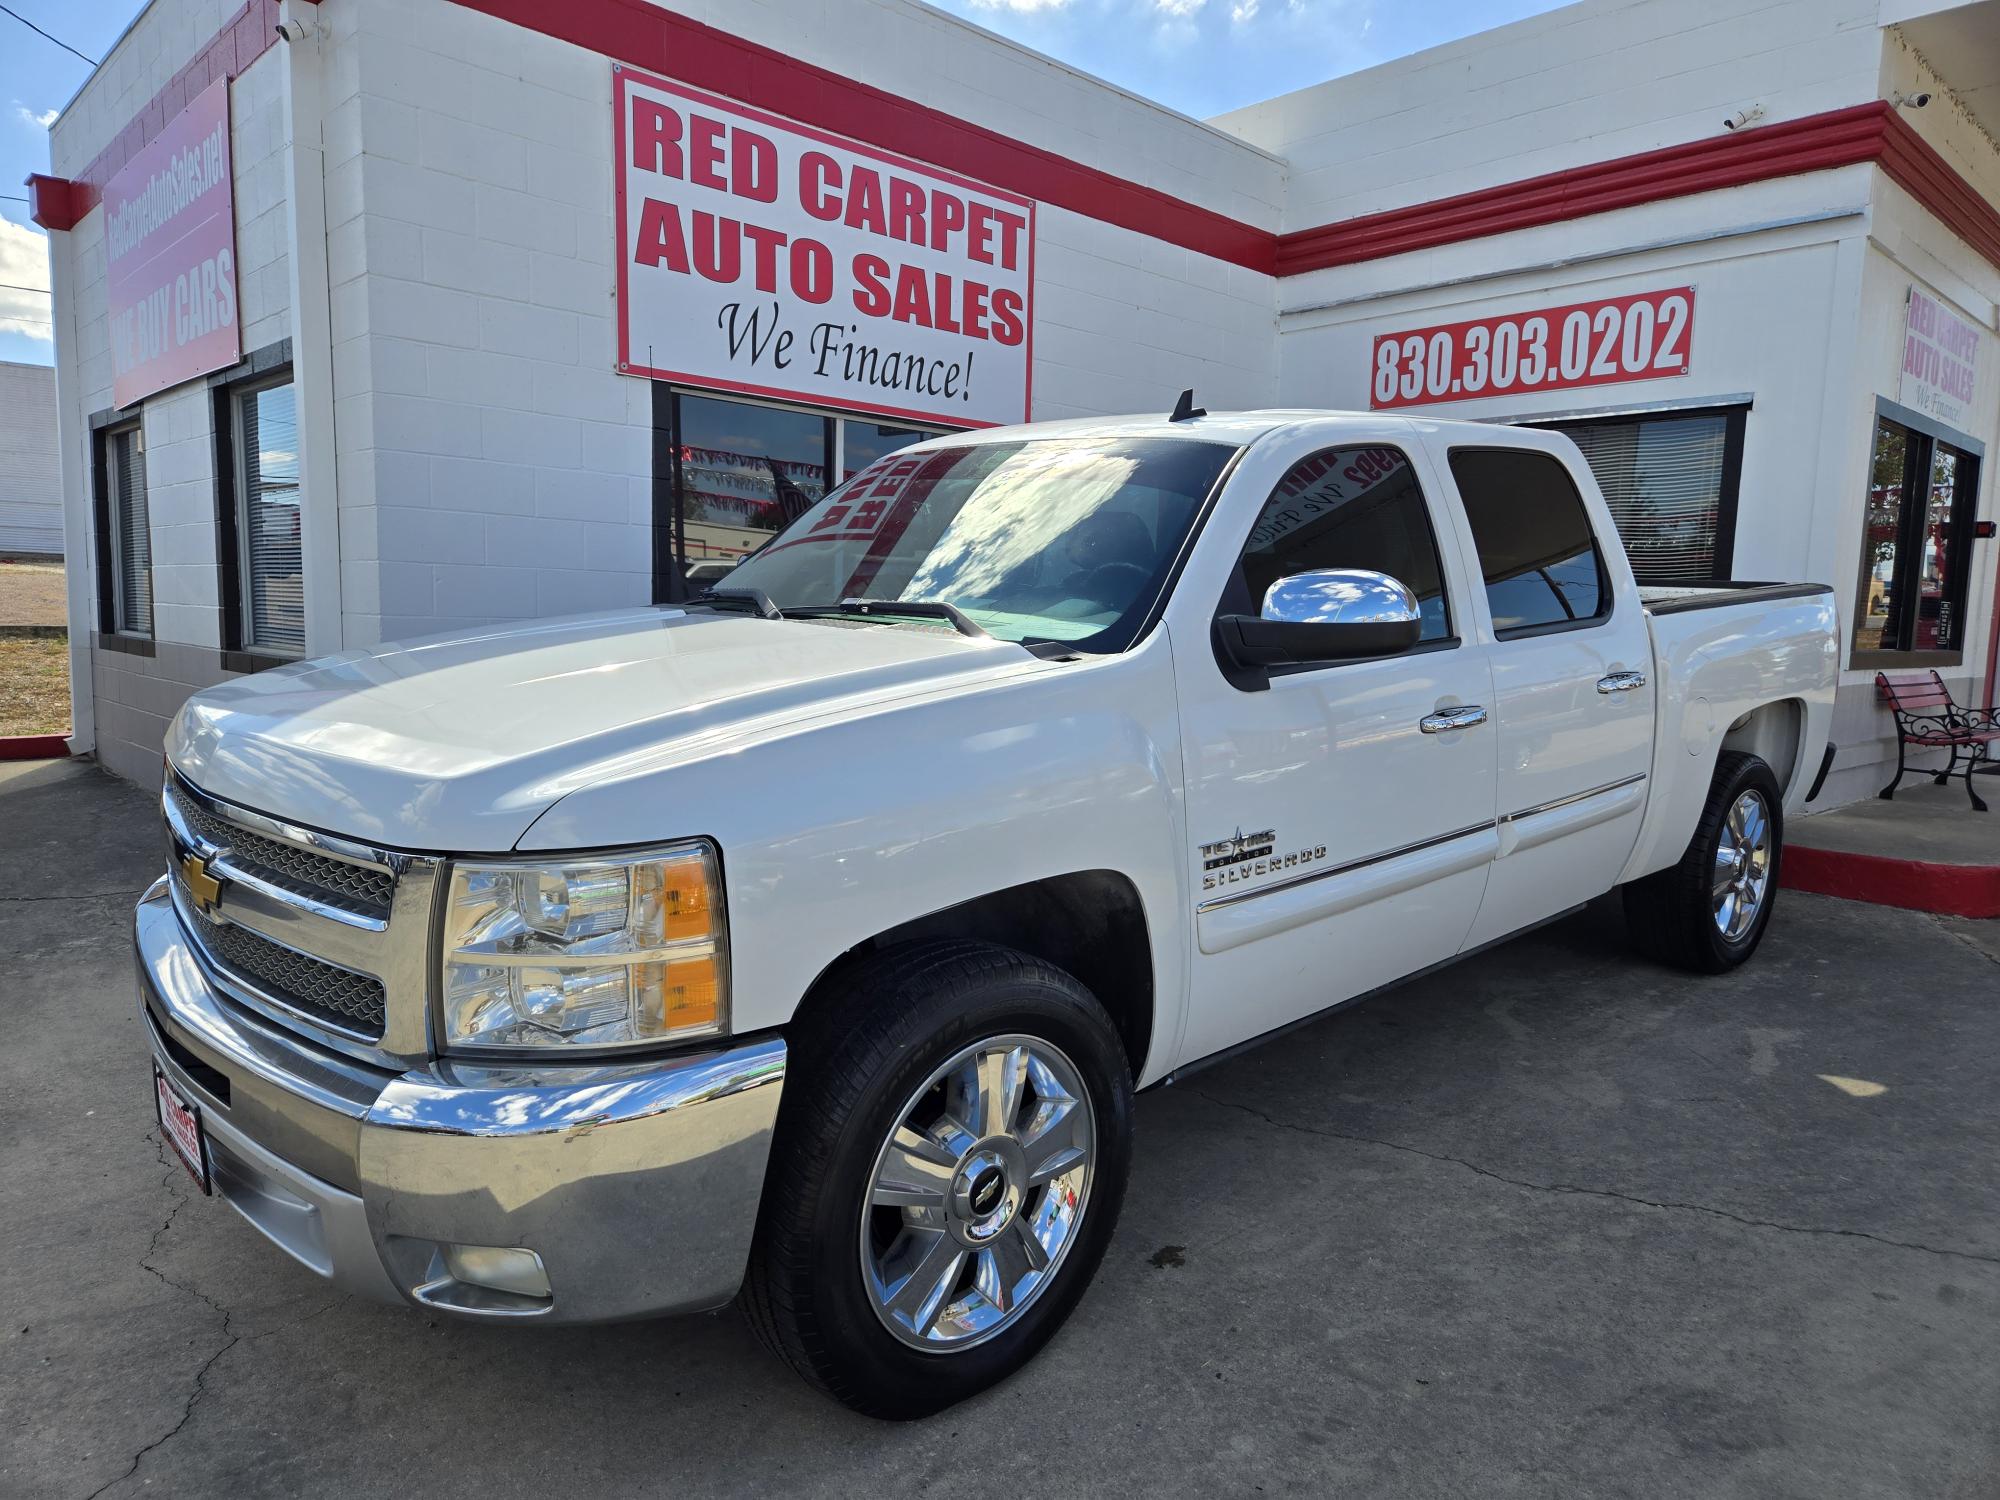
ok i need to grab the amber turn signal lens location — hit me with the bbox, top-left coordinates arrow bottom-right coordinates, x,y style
635,956 -> 721,1034
637,854 -> 712,943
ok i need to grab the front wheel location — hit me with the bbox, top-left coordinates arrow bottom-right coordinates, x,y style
1622,750 -> 1784,972
740,941 -> 1133,1419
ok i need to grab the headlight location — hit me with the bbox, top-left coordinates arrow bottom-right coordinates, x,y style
440,843 -> 726,1051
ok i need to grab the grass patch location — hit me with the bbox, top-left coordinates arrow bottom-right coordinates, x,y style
0,635 -> 71,737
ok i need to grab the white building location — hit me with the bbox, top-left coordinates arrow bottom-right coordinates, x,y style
30,0 -> 2000,800
0,361 -> 62,557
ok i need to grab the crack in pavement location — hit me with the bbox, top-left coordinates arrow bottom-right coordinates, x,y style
84,1138 -> 356,1499
1188,1088 -> 2000,1269
82,1135 -> 239,1500
1930,914 -> 2000,970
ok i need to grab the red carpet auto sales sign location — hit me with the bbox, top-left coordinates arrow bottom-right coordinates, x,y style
614,68 -> 1034,428
107,77 -> 240,410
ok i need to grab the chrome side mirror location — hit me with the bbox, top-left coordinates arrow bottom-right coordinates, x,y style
1261,568 -> 1420,630
1216,568 -> 1423,674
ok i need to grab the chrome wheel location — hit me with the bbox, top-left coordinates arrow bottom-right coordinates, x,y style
860,1034 -> 1095,1351
1713,788 -> 1773,941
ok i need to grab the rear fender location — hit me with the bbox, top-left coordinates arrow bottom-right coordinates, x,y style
1620,595 -> 1837,884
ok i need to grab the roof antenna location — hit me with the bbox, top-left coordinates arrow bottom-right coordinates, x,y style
1169,388 -> 1206,422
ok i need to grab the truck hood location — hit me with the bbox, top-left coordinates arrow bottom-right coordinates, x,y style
167,608 -> 1039,851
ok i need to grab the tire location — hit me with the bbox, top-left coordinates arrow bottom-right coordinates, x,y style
739,940 -> 1134,1419
1622,750 -> 1784,973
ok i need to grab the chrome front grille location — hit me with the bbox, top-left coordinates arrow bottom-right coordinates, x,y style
162,772 -> 442,1065
167,779 -> 394,919
186,902 -> 389,1038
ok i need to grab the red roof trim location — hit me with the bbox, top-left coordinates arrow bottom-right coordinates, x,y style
1876,106 -> 2000,272
48,0 -> 2000,295
1274,104 -> 1899,275
448,1 -> 2000,281
449,0 -> 1280,273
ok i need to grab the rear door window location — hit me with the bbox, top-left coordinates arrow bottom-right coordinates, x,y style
1448,448 -> 1610,634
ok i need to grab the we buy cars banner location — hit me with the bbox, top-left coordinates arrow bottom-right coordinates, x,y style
106,77 -> 240,410
1369,288 -> 1694,410
614,67 -> 1034,428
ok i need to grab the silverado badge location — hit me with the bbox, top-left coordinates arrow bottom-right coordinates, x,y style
178,849 -> 225,917
1198,827 -> 1329,893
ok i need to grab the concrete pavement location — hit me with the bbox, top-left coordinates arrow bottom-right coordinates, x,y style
2,757 -> 1997,1498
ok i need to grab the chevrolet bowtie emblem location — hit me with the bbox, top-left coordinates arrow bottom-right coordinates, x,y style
178,849 -> 224,916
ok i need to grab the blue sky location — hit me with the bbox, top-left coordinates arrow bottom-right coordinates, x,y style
925,0 -> 1571,119
0,0 -> 1571,367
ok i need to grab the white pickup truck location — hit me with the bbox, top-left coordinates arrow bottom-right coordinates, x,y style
140,408 -> 1837,1418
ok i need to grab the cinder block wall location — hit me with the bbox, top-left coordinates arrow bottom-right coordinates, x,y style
52,24 -> 296,790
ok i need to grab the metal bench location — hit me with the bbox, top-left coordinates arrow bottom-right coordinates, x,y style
1877,670 -> 2000,812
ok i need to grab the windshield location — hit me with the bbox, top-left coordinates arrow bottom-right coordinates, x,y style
716,437 -> 1238,652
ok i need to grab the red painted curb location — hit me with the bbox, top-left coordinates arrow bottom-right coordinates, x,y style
1782,842 -> 2000,920
0,734 -> 70,761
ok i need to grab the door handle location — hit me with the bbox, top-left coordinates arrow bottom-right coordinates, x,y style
1597,670 -> 1648,694
1420,705 -> 1489,734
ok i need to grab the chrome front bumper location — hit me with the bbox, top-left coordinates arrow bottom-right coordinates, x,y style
135,881 -> 787,1323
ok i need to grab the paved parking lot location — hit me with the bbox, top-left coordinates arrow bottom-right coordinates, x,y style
3,756 -> 1997,1499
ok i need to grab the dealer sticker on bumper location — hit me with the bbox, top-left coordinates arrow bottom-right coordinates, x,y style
154,1065 -> 211,1195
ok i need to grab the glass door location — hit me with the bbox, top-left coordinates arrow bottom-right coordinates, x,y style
1851,409 -> 1982,667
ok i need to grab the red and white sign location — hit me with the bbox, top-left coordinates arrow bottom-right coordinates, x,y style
614,68 -> 1035,428
106,78 -> 240,410
1369,287 -> 1694,410
1899,285 -> 1979,432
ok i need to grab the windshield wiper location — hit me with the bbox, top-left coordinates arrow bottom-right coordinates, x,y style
689,587 -> 785,620
790,598 -> 989,639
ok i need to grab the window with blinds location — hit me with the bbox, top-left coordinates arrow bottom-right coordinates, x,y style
1541,410 -> 1742,584
234,381 -> 305,656
106,424 -> 152,637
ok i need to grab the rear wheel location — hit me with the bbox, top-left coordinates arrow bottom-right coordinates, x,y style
1622,751 -> 1783,972
740,941 -> 1133,1419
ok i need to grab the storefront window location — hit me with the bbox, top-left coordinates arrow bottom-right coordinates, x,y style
99,422 -> 152,639
1537,408 -> 1742,584
1852,410 -> 1981,663
673,394 -> 831,587
661,393 -> 954,591
841,422 -> 939,482
232,379 -> 304,657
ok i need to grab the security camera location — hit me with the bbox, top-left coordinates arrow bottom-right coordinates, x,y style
1722,105 -> 1766,131
1893,91 -> 1932,109
275,18 -> 310,43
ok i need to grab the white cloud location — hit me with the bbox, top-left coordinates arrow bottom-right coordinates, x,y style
1230,0 -> 1258,19
968,0 -> 1073,10
1153,0 -> 1205,13
0,217 -> 54,344
14,103 -> 59,130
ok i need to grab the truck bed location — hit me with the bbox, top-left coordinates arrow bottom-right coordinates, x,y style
1639,581 -> 1835,616
1617,579 -> 1839,889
